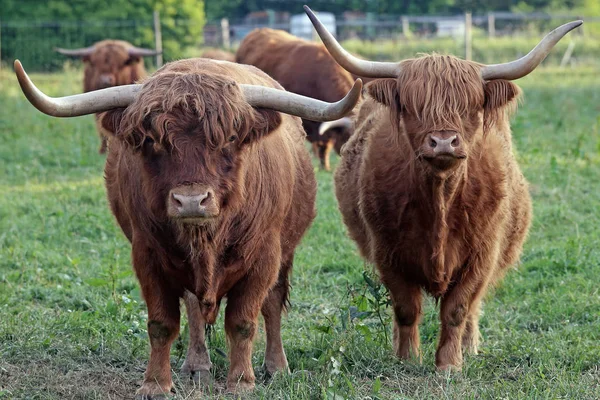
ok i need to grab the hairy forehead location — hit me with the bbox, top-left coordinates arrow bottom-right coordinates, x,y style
90,45 -> 129,63
397,55 -> 485,130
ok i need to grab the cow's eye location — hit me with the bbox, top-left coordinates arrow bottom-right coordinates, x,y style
228,135 -> 237,143
141,137 -> 162,155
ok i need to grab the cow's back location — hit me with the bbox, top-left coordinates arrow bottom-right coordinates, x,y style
236,28 -> 354,103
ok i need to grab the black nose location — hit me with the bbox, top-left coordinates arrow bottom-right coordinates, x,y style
98,74 -> 116,88
167,185 -> 219,220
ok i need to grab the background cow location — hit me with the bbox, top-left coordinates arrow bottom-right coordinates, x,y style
305,7 -> 581,370
200,48 -> 236,62
236,28 -> 356,171
15,58 -> 361,396
56,40 -> 160,153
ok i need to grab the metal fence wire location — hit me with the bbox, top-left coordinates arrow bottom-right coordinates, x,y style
2,12 -> 599,72
0,19 -> 157,71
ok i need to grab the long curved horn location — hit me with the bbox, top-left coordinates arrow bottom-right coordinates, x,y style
304,5 -> 399,78
14,60 -> 140,117
128,46 -> 162,57
319,117 -> 353,135
16,59 -> 360,122
481,20 -> 582,80
55,45 -> 96,57
242,79 -> 362,122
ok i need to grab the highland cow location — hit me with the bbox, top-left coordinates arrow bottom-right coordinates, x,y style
236,28 -> 356,171
305,6 -> 581,369
15,58 -> 361,396
56,40 -> 160,153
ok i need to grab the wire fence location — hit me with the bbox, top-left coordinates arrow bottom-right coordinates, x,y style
2,12 -> 599,72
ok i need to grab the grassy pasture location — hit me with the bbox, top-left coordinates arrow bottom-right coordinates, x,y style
0,65 -> 599,399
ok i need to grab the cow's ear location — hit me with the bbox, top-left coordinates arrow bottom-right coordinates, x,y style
367,79 -> 400,109
243,108 -> 282,144
100,109 -> 125,136
125,56 -> 141,66
484,80 -> 521,111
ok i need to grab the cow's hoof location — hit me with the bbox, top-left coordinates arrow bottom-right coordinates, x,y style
191,369 -> 212,386
135,382 -> 174,399
181,363 -> 212,386
261,363 -> 290,381
225,380 -> 254,394
435,363 -> 462,372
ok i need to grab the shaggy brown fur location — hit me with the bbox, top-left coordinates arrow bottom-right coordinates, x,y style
335,54 -> 532,369
236,28 -> 355,171
61,40 -> 149,153
200,48 -> 236,62
101,58 -> 317,396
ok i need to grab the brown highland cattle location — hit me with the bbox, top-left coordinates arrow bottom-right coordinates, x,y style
305,6 -> 581,369
236,27 -> 356,171
15,58 -> 362,396
56,40 -> 160,153
200,48 -> 236,62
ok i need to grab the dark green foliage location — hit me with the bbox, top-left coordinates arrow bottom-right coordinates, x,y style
0,0 -> 205,71
205,0 -> 597,20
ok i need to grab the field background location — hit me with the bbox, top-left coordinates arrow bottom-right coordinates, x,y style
0,63 -> 599,399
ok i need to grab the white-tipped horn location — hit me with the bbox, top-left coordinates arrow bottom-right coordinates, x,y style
481,20 -> 583,81
128,46 -> 162,57
304,5 -> 399,78
319,117 -> 353,135
55,45 -> 96,57
242,79 -> 362,122
14,60 -> 140,117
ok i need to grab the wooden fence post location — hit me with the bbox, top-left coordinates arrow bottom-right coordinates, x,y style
153,11 -> 163,68
221,18 -> 230,49
0,19 -> 2,71
401,16 -> 410,37
464,12 -> 472,61
488,12 -> 495,38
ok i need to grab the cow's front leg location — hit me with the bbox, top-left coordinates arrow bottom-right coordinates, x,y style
132,241 -> 181,399
261,255 -> 293,376
181,290 -> 212,385
436,257 -> 495,370
225,240 -> 281,393
382,272 -> 422,361
318,140 -> 334,171
462,299 -> 482,355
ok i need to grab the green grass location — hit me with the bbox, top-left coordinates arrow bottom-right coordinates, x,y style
1,65 -> 599,399
340,34 -> 600,66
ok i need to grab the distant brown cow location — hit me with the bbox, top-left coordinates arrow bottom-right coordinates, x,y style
15,58 -> 361,396
56,40 -> 160,153
306,7 -> 581,369
236,28 -> 355,171
200,48 -> 236,62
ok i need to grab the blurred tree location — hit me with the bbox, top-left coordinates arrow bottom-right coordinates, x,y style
204,0 -> 596,20
0,0 -> 204,65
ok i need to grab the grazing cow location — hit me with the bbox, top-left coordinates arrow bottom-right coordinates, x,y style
200,48 -> 236,62
236,28 -> 356,171
15,58 -> 361,396
305,7 -> 581,369
56,40 -> 160,153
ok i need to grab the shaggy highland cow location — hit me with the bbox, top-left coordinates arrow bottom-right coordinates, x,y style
236,28 -> 356,171
305,6 -> 581,370
56,40 -> 160,153
15,58 -> 361,396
